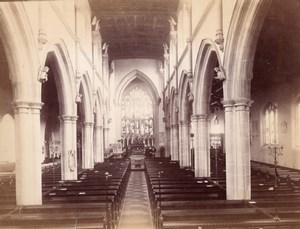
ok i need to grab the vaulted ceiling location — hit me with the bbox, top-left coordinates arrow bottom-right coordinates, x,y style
89,0 -> 179,62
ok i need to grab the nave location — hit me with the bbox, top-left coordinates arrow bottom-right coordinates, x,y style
1,154 -> 300,229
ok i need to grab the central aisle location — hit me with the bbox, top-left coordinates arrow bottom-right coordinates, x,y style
118,171 -> 153,229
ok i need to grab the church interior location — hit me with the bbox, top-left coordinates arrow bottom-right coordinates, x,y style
1,0 -> 300,228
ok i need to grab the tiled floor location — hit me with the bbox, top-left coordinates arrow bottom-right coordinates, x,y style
118,171 -> 153,229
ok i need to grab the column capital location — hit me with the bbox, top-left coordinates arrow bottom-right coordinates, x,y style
13,100 -> 44,109
60,115 -> 78,121
221,99 -> 235,107
192,114 -> 208,121
84,122 -> 94,127
234,98 -> 253,107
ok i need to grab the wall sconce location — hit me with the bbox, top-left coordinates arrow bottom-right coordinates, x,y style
38,66 -> 49,83
75,93 -> 82,103
175,105 -> 179,113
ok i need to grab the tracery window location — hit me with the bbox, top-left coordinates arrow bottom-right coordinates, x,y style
264,102 -> 278,144
121,87 -> 153,138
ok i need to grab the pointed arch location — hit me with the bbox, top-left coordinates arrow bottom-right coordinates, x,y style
0,2 -> 40,100
79,73 -> 93,122
42,39 -> 76,116
224,0 -> 272,100
95,88 -> 104,126
193,39 -> 221,115
170,87 -> 178,125
114,69 -> 160,106
178,70 -> 192,121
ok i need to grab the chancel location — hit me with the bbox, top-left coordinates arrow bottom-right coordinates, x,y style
1,0 -> 300,228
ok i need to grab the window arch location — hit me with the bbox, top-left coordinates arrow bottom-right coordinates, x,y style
263,102 -> 278,144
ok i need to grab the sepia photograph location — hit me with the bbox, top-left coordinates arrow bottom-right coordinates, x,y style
0,0 -> 300,228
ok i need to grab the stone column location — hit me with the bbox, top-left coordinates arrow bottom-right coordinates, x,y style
233,99 -> 252,200
104,127 -> 109,152
60,115 -> 77,180
172,124 -> 179,161
14,101 -> 43,205
223,99 -> 252,200
178,121 -> 184,167
82,122 -> 94,169
222,100 -> 235,199
181,121 -> 190,167
165,125 -> 170,157
170,124 -> 178,160
71,116 -> 78,170
197,114 -> 210,177
170,124 -> 174,159
94,125 -> 104,163
190,115 -> 198,171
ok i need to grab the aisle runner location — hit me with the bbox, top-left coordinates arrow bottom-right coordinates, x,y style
118,171 -> 153,229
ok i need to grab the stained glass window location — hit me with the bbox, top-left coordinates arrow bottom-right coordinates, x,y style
121,87 -> 153,138
264,102 -> 278,144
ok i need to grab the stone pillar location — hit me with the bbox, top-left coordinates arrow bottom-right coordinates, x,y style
104,127 -> 109,151
71,116 -> 78,170
234,99 -> 252,200
198,114 -> 210,177
178,121 -> 184,167
82,122 -> 94,169
61,115 -> 77,180
165,125 -> 170,157
172,124 -> 179,161
190,115 -> 198,171
222,100 -> 235,199
94,125 -> 104,163
170,124 -> 179,161
223,99 -> 251,200
14,101 -> 43,205
181,121 -> 190,167
170,125 -> 174,159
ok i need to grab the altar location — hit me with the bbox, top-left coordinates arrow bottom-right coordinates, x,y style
129,145 -> 145,170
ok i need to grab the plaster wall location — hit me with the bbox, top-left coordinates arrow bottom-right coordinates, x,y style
251,81 -> 300,169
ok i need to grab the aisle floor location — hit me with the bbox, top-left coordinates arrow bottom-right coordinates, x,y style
118,171 -> 153,229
